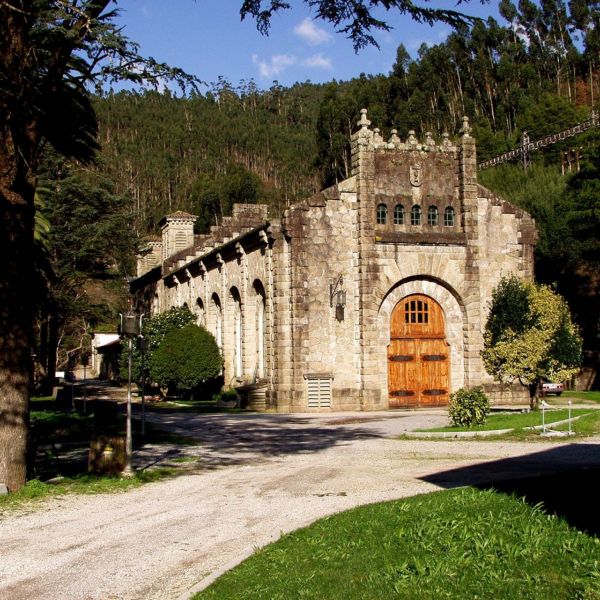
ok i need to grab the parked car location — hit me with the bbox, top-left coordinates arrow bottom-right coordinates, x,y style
541,381 -> 564,396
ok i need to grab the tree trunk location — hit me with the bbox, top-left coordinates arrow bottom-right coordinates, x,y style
0,183 -> 35,491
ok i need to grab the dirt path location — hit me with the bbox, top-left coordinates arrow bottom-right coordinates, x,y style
1,410 -> 599,600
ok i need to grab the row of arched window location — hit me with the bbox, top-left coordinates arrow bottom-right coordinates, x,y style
193,282 -> 266,380
376,204 -> 456,227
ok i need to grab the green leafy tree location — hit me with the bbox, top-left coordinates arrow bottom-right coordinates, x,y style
148,325 -> 222,396
120,305 -> 196,382
482,275 -> 582,404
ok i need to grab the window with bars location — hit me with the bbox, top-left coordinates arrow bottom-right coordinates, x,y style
394,204 -> 404,225
376,203 -> 388,224
411,205 -> 422,225
428,205 -> 438,226
404,298 -> 429,324
306,376 -> 332,408
444,206 -> 455,226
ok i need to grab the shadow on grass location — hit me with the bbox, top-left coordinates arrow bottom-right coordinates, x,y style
421,444 -> 600,536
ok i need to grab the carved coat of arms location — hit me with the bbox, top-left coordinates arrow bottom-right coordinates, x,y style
410,164 -> 422,187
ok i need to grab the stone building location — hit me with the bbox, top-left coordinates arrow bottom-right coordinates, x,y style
131,110 -> 536,411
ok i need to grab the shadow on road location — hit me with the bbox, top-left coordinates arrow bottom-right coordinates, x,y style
143,408 -> 381,469
421,444 -> 600,536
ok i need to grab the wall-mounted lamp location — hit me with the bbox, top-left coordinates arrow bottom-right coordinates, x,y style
330,275 -> 346,321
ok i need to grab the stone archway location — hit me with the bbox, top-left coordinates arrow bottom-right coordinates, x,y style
377,278 -> 466,407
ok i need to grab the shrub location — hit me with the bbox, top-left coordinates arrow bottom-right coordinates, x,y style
149,324 -> 222,396
448,387 -> 490,427
119,306 -> 196,381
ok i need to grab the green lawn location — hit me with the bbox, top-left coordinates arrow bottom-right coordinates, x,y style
419,408 -> 595,433
194,487 -> 600,600
560,391 -> 600,404
0,398 -> 197,511
0,469 -> 174,510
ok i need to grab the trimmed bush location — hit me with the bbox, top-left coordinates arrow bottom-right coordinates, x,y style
448,387 -> 490,427
119,305 -> 197,381
149,324 -> 222,395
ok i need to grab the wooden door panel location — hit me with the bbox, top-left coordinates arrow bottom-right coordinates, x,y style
418,339 -> 449,406
388,339 -> 417,407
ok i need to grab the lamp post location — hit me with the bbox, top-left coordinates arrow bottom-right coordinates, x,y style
138,335 -> 148,437
81,352 -> 89,413
119,310 -> 143,477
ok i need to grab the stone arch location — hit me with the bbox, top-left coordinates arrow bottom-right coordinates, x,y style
211,293 -> 222,350
253,279 -> 267,379
229,286 -> 243,378
377,277 -> 466,399
196,297 -> 206,327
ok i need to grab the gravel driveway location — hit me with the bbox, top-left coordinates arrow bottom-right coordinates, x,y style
1,409 -> 599,600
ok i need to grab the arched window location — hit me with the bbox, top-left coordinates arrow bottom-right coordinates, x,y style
394,204 -> 404,225
212,293 -> 222,350
428,206 -> 438,226
230,287 -> 243,378
196,297 -> 205,327
444,206 -> 455,227
376,203 -> 387,224
411,205 -> 422,226
253,280 -> 266,379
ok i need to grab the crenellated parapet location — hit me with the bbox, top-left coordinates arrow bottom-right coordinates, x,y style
351,108 -> 459,176
136,239 -> 163,277
136,203 -> 270,277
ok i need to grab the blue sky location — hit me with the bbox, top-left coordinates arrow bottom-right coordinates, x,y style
114,1 -> 502,91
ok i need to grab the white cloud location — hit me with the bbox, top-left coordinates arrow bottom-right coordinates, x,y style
252,53 -> 297,79
294,18 -> 331,45
301,53 -> 333,70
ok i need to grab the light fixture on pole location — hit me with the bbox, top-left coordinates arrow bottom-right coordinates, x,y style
119,310 -> 143,477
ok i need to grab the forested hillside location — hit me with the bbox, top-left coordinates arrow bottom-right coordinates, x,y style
93,82 -> 326,232
36,0 -> 599,376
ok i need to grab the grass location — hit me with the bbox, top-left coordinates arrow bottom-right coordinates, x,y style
419,408 -> 595,433
0,397 -> 201,510
560,391 -> 600,404
152,397 -> 248,413
194,487 -> 600,600
0,468 -> 176,511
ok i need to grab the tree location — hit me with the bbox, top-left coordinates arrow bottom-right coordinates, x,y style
148,325 -> 222,397
35,162 -> 136,388
482,275 -> 582,404
0,0 -> 479,491
240,0 -> 477,51
0,1 -> 195,491
119,305 -> 197,383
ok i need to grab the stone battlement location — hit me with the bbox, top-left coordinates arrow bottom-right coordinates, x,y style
137,203 -> 269,277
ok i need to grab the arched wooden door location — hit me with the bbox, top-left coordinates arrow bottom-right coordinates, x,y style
387,294 -> 450,408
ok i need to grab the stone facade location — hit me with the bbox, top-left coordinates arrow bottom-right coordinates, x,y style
131,110 -> 537,411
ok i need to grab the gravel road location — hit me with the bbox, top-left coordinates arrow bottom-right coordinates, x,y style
1,410 -> 599,600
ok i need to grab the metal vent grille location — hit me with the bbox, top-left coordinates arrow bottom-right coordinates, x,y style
307,377 -> 332,408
